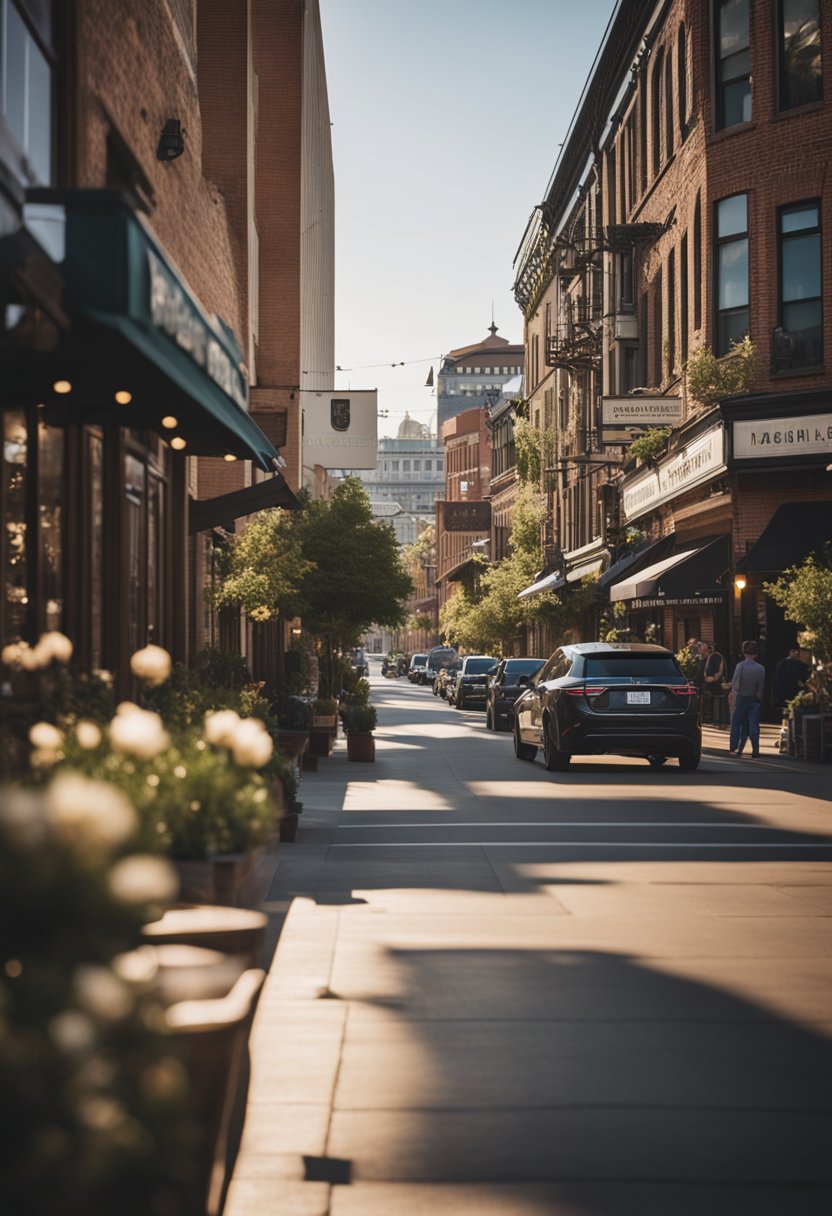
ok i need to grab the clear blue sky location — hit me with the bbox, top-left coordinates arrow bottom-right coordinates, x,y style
318,0 -> 616,438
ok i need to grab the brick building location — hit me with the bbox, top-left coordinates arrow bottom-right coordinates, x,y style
513,0 -> 831,687
435,405 -> 491,618
0,0 -> 333,691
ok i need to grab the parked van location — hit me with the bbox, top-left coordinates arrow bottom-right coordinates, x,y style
425,645 -> 458,687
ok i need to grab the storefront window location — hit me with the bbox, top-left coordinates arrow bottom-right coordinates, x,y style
89,431 -> 104,669
2,411 -> 28,639
38,420 -> 63,630
125,453 -> 146,658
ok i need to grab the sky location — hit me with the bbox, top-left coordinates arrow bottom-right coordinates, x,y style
317,0 -> 617,440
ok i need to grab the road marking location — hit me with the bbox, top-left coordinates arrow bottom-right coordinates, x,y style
336,822 -> 785,830
329,841 -> 832,849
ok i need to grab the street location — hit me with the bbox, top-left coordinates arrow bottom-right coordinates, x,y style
226,659 -> 832,1216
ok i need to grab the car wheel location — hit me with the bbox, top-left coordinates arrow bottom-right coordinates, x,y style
647,755 -> 668,769
486,706 -> 494,730
457,691 -> 466,710
542,720 -> 571,772
513,721 -> 537,762
678,747 -> 701,771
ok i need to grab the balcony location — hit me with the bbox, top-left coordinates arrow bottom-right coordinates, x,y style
546,328 -> 601,368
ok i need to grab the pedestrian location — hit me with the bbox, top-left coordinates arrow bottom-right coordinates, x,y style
772,644 -> 810,714
700,642 -> 726,724
729,640 -> 765,757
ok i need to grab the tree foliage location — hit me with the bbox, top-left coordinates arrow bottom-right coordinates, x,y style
765,551 -> 832,664
213,509 -> 312,622
294,477 -> 412,649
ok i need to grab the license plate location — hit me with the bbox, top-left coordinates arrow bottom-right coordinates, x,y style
626,690 -> 650,705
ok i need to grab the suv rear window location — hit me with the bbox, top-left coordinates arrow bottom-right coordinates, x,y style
584,655 -> 682,678
505,659 -> 544,676
465,658 -> 497,674
428,649 -> 457,667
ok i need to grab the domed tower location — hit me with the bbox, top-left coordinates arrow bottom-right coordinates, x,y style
397,411 -> 429,440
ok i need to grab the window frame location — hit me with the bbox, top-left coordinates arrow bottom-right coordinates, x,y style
714,192 -> 750,357
777,198 -> 822,369
714,0 -> 752,132
778,0 -> 823,112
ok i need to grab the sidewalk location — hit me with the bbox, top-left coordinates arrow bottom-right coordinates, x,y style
223,703 -> 832,1215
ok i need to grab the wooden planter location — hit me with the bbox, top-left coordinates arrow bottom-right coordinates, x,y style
173,851 -> 262,906
277,728 -> 309,772
346,732 -> 375,762
308,726 -> 335,757
279,812 -> 300,842
312,714 -> 338,733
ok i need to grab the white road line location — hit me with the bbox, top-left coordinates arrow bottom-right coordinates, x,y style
336,822 -> 782,830
329,841 -> 832,849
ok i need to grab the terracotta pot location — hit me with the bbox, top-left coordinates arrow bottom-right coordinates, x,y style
346,732 -> 375,762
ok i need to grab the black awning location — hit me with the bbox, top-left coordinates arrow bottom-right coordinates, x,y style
596,534 -> 676,593
736,502 -> 832,574
189,475 -> 301,534
610,534 -> 730,607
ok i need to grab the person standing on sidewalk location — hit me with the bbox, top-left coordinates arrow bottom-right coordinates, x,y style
701,642 -> 726,725
729,640 -> 765,756
772,645 -> 809,715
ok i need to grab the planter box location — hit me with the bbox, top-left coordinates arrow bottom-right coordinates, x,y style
312,714 -> 338,733
277,728 -> 309,774
346,732 -> 375,762
173,851 -> 262,907
308,726 -> 335,757
279,812 -> 300,843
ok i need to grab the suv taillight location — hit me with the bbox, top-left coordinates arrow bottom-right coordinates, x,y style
670,684 -> 697,696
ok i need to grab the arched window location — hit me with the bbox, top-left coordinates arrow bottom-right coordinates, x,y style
677,23 -> 688,134
665,49 -> 675,156
652,48 -> 664,176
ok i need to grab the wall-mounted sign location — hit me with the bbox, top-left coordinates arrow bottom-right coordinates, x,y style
631,594 -> 726,609
732,412 -> 832,461
621,423 -> 726,522
601,396 -> 683,427
301,389 -> 379,469
148,250 -> 248,410
442,501 -> 491,532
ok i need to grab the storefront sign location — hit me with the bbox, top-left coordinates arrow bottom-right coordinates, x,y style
621,424 -> 726,522
732,412 -> 832,461
147,251 -> 248,411
631,594 -> 726,609
301,389 -> 379,469
442,501 -> 491,532
601,396 -> 683,426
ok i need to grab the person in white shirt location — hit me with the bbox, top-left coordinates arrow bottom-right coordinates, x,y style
729,640 -> 766,757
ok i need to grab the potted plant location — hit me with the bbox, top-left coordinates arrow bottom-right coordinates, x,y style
274,694 -> 312,772
342,702 -> 378,762
309,697 -> 338,758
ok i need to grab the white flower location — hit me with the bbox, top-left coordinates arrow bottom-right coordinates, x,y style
108,854 -> 179,905
75,720 -> 102,750
129,644 -> 172,687
203,708 -> 241,747
20,645 -> 43,671
1,641 -> 28,669
93,668 -> 113,687
49,1010 -> 96,1053
30,747 -> 61,770
74,964 -> 133,1021
46,773 -> 137,852
110,703 -> 170,760
113,947 -> 159,986
0,788 -> 48,844
29,721 -> 64,750
229,717 -> 273,768
35,631 -> 74,664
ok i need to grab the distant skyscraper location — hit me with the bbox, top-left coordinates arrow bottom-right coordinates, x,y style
436,323 -> 524,429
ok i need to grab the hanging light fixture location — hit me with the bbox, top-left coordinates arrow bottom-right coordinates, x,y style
161,416 -> 178,429
170,436 -> 187,451
114,390 -> 132,405
52,380 -> 72,394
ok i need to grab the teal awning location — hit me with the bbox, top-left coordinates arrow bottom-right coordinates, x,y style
21,189 -> 280,471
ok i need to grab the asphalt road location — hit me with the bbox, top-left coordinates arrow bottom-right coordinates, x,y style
227,658 -> 832,1216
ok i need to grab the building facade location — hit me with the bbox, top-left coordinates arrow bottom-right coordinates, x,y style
513,0 -> 832,686
352,414 -> 445,545
0,0 -> 333,693
435,406 -> 491,617
436,323 -> 524,429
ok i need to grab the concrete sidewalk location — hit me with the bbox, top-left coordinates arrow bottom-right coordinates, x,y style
224,689 -> 832,1216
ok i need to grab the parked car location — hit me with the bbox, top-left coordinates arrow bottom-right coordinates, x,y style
425,645 -> 458,687
408,653 -> 429,684
453,655 -> 499,710
486,657 -> 545,731
434,660 -> 461,699
513,642 -> 701,771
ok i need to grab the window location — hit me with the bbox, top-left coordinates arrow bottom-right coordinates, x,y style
651,48 -> 664,175
715,0 -> 751,129
653,270 -> 663,385
391,460 -> 399,472
639,81 -> 648,193
715,194 -> 749,355
667,247 -> 676,376
402,460 -> 411,472
693,192 -> 703,331
665,49 -> 675,155
619,251 -> 634,310
0,0 -> 55,185
778,202 -> 822,367
680,232 -> 689,363
779,0 -> 822,110
678,24 -> 688,133
607,144 -> 616,223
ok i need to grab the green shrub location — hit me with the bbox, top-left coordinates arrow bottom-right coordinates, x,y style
342,703 -> 377,734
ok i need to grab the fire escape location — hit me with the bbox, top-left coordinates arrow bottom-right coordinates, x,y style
546,227 -> 605,371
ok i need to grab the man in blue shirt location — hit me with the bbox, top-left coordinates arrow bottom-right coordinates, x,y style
729,640 -> 766,757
